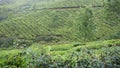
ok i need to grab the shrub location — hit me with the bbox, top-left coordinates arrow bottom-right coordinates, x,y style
3,53 -> 27,68
13,39 -> 32,48
0,37 -> 14,48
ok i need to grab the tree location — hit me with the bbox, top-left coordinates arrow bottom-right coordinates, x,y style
104,0 -> 120,26
78,8 -> 95,41
104,0 -> 120,39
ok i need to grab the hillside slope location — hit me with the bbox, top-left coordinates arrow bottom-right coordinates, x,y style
0,0 -> 120,43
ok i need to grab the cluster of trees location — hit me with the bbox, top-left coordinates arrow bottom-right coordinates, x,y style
105,0 -> 120,38
79,0 -> 120,41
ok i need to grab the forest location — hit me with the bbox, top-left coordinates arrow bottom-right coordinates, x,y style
0,0 -> 120,68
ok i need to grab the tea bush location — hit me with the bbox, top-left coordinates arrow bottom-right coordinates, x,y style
2,46 -> 119,68
2,53 -> 27,68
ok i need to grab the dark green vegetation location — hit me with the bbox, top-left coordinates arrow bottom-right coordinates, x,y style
0,40 -> 120,68
0,0 -> 120,68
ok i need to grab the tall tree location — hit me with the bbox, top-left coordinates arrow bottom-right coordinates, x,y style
104,0 -> 120,39
79,8 -> 95,41
104,0 -> 120,26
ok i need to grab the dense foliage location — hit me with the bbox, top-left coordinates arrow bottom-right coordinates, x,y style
104,0 -> 120,39
0,40 -> 120,68
0,0 -> 120,68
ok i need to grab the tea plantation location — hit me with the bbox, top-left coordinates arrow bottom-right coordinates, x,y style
0,0 -> 120,68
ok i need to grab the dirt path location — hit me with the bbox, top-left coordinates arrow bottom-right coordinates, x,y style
28,5 -> 103,11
